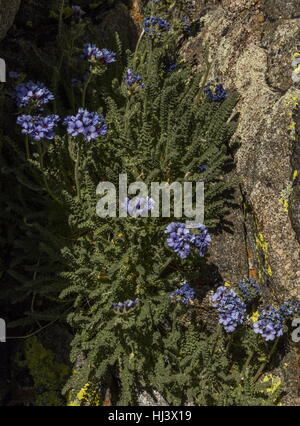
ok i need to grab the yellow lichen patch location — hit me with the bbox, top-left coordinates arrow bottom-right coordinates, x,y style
77,383 -> 90,400
67,382 -> 102,406
284,94 -> 299,140
279,197 -> 289,213
294,64 -> 300,73
255,231 -> 272,277
279,170 -> 298,213
285,95 -> 299,108
262,374 -> 282,393
260,374 -> 283,404
250,311 -> 259,323
288,121 -> 296,131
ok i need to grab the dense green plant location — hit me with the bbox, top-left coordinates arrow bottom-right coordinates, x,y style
0,0 -> 292,406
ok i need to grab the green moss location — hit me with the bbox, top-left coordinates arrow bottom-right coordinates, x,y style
16,336 -> 70,406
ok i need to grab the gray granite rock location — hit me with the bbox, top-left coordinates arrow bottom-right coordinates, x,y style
181,0 -> 300,404
182,0 -> 300,299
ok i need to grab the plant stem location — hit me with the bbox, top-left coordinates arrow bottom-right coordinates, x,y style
37,141 -> 61,205
254,340 -> 278,382
225,334 -> 233,357
211,323 -> 222,358
124,97 -> 132,140
133,29 -> 145,69
239,350 -> 255,385
58,0 -> 65,41
146,38 -> 153,79
82,72 -> 93,108
24,135 -> 30,160
75,144 -> 81,201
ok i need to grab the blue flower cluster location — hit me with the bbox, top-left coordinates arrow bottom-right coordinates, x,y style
169,282 -> 196,304
212,286 -> 247,332
165,222 -> 211,259
16,114 -> 59,141
238,278 -> 261,303
82,43 -> 116,64
204,83 -> 227,102
124,69 -> 145,89
279,300 -> 300,319
112,299 -> 140,314
253,307 -> 284,341
144,17 -> 171,38
63,108 -> 107,142
14,81 -> 54,107
122,197 -> 155,217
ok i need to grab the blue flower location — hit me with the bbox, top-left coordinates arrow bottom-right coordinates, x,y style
124,69 -> 145,90
71,78 -> 82,87
190,224 -> 212,257
144,17 -> 171,38
14,81 -> 54,108
112,299 -> 140,314
238,278 -> 261,303
100,48 -> 116,64
165,222 -> 193,259
204,83 -> 227,102
16,114 -> 59,141
166,62 -> 177,72
169,282 -> 196,304
82,43 -> 101,60
72,5 -> 85,20
253,307 -> 284,341
82,44 -> 116,64
212,286 -> 246,332
165,222 -> 211,259
9,71 -> 19,79
197,165 -> 208,173
121,196 -> 155,217
63,108 -> 107,142
279,300 -> 300,319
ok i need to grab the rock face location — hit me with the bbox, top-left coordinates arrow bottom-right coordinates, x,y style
181,0 -> 300,404
182,0 -> 300,302
96,2 -> 139,51
0,0 -> 21,41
